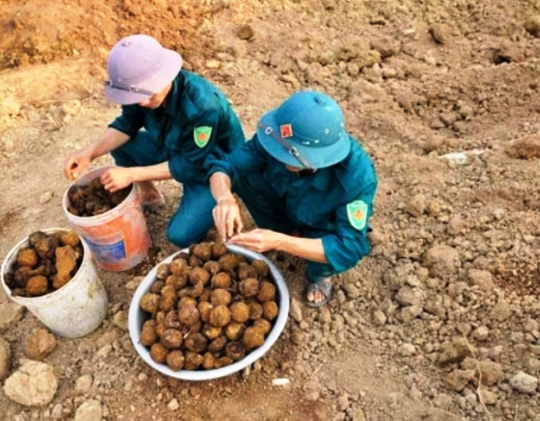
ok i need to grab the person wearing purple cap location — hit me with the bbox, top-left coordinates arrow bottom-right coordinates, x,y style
206,91 -> 378,307
64,34 -> 245,248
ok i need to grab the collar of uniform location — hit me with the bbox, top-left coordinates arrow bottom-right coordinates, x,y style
311,169 -> 330,190
291,167 -> 329,191
290,152 -> 356,192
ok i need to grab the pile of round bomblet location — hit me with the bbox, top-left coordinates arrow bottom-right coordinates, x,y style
138,242 -> 280,371
4,230 -> 84,297
67,177 -> 131,217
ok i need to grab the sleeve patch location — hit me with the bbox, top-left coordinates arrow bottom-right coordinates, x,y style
346,200 -> 368,230
194,126 -> 212,148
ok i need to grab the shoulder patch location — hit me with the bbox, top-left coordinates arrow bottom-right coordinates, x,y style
194,126 -> 212,148
346,200 -> 368,230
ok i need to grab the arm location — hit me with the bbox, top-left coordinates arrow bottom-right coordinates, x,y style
230,159 -> 378,269
85,128 -> 130,160
207,137 -> 271,240
209,171 -> 235,203
321,180 -> 378,272
65,104 -> 144,180
205,134 -> 269,184
209,172 -> 243,240
318,148 -> 378,272
100,161 -> 172,192
230,230 -> 328,263
64,128 -> 130,180
66,127 -> 173,191
92,104 -> 173,191
274,236 -> 327,263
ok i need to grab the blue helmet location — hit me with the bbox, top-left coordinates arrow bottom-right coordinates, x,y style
256,91 -> 350,169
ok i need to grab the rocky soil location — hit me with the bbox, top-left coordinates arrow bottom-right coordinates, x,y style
2,0 -> 540,420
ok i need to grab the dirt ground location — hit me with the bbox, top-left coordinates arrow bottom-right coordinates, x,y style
2,0 -> 540,420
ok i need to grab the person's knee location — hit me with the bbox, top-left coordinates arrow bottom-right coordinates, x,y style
109,148 -> 126,166
166,227 -> 195,249
166,224 -> 207,249
166,230 -> 191,249
110,143 -> 138,167
166,185 -> 215,248
111,131 -> 167,167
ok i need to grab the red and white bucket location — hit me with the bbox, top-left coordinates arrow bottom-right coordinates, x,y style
62,166 -> 152,272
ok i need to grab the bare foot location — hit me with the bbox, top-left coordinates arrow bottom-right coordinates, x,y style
138,181 -> 165,207
306,289 -> 326,304
304,278 -> 333,307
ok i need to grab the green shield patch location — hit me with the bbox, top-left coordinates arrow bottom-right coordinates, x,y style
194,126 -> 212,148
346,200 -> 368,230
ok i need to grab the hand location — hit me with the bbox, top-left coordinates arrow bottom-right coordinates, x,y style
100,167 -> 136,192
64,150 -> 92,180
229,228 -> 282,253
212,196 -> 243,241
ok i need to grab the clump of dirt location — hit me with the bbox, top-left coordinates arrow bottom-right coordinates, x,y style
0,0 -> 213,71
137,241 -> 279,372
3,230 -> 83,297
505,135 -> 540,159
67,177 -> 131,217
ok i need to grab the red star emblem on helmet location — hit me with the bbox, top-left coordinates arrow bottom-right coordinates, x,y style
280,124 -> 293,138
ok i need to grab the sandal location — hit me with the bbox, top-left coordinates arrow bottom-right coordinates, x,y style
303,278 -> 333,308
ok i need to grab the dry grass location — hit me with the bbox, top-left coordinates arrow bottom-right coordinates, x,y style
463,337 -> 493,421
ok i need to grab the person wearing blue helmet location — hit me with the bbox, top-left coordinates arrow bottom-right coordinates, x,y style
63,34 -> 245,248
207,91 -> 378,307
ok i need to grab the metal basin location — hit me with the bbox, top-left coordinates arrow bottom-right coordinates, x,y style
128,244 -> 290,381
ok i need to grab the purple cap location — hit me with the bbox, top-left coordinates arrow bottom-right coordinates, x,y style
104,34 -> 183,105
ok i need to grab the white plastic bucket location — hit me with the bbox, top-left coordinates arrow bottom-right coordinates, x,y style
62,166 -> 152,272
1,228 -> 108,339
